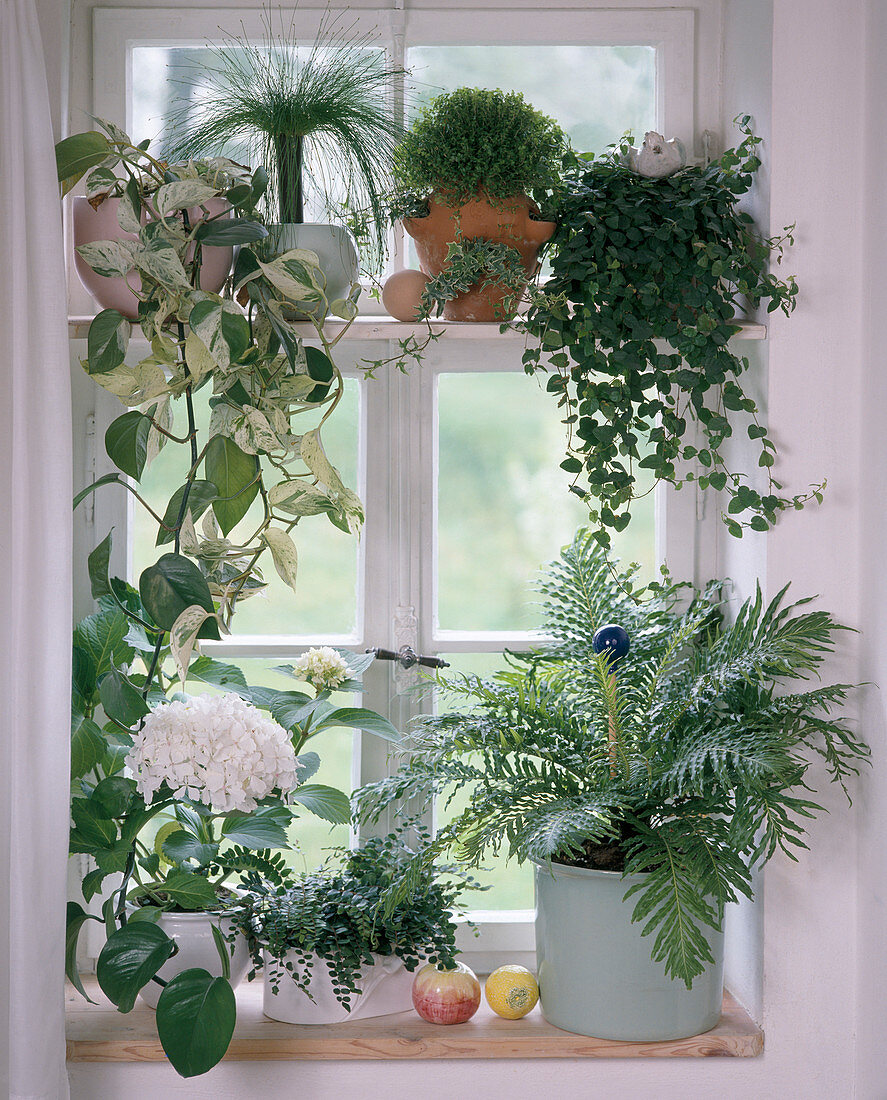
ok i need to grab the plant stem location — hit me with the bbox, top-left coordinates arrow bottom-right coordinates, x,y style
275,133 -> 304,224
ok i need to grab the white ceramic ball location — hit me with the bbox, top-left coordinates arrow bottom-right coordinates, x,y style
382,268 -> 431,321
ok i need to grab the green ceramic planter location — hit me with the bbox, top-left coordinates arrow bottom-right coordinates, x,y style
534,861 -> 724,1041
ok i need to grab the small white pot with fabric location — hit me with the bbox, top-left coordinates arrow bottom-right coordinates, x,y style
262,952 -> 414,1024
137,910 -> 251,1009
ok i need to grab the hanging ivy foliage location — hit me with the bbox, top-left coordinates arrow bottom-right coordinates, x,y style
520,117 -> 820,544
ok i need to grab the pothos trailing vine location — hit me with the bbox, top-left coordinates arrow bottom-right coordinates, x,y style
64,119 -> 364,697
517,116 -> 819,545
60,120 -> 397,1078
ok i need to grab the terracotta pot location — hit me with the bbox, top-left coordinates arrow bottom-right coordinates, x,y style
403,191 -> 556,322
73,196 -> 234,319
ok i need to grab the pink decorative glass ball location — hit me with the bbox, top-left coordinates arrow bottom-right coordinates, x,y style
411,961 -> 481,1024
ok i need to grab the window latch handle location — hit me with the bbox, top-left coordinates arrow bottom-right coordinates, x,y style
368,646 -> 450,670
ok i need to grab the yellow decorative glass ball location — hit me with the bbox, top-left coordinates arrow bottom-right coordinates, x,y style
484,965 -> 539,1019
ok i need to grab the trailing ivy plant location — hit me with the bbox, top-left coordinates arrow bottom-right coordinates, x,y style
420,237 -> 527,319
230,826 -> 478,1011
356,530 -> 868,988
519,117 -> 817,545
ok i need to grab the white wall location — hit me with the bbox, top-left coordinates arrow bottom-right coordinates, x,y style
856,1 -> 887,1096
63,0 -> 886,1095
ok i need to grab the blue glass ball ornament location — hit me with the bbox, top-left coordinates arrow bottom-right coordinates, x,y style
592,624 -> 630,667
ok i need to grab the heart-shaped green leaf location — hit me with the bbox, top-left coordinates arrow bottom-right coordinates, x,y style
139,554 -> 220,640
156,481 -> 219,546
86,310 -> 130,375
156,969 -> 236,1077
97,922 -> 176,1013
66,902 -> 102,1001
194,217 -> 268,246
204,435 -> 260,535
105,411 -> 152,480
56,130 -> 113,194
99,669 -> 150,728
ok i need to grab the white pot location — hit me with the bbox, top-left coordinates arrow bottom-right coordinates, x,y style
262,951 -> 414,1024
264,222 -> 360,320
137,910 -> 251,1010
534,861 -> 724,1041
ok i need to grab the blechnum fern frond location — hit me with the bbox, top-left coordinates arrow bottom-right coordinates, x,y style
357,530 -> 868,988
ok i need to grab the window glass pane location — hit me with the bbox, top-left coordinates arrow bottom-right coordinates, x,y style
435,652 -> 533,910
436,372 -> 655,633
130,379 -> 361,637
406,45 -> 656,156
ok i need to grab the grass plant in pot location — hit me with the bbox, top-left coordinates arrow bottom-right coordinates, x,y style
230,827 -> 476,1024
392,87 -> 568,321
356,530 -> 868,1041
165,11 -> 406,316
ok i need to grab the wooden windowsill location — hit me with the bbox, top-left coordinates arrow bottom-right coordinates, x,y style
66,977 -> 763,1062
67,315 -> 768,342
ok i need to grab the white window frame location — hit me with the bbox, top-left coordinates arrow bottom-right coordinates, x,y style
80,2 -> 713,970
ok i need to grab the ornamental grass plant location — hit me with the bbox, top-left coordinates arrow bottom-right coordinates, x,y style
165,9 -> 405,255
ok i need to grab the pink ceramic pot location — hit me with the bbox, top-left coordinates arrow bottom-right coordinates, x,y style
73,196 -> 234,319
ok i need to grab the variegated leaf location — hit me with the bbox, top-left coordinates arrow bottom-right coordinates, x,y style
262,527 -> 299,591
135,240 -> 190,290
117,188 -> 142,234
75,239 -> 135,279
257,253 -> 323,303
300,429 -> 346,493
95,360 -> 170,406
169,604 -> 215,684
237,408 -> 279,454
144,395 -> 172,468
84,166 -> 119,196
268,480 -> 334,517
329,295 -> 360,321
155,180 -> 220,218
184,331 -> 216,386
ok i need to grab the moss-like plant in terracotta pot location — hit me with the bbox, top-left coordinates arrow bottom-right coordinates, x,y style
392,87 -> 569,320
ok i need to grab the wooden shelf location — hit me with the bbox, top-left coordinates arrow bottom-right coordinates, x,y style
67,315 -> 768,342
66,977 -> 762,1062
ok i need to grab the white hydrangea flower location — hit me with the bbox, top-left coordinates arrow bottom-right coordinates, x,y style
290,646 -> 349,690
125,693 -> 300,814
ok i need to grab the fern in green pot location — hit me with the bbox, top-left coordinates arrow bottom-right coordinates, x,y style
356,531 -> 867,1039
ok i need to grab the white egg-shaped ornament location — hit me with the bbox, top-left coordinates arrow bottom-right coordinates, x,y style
382,268 -> 431,321
625,131 -> 687,179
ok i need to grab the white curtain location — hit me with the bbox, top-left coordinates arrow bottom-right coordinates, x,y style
0,0 -> 73,1097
